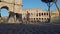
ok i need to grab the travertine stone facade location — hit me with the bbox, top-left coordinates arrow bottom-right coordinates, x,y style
0,0 -> 22,13
0,0 -> 22,23
22,8 -> 49,22
22,8 -> 59,22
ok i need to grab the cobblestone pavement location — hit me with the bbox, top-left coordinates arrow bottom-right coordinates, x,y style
0,24 -> 60,34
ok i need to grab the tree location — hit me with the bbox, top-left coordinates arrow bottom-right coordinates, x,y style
41,0 -> 56,23
41,0 -> 60,23
54,0 -> 60,15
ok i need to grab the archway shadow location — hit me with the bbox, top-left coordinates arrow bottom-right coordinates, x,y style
7,11 -> 22,22
1,6 -> 9,10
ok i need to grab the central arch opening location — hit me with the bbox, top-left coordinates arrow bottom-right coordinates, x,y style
1,6 -> 9,17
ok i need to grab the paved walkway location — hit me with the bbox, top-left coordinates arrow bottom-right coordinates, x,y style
0,24 -> 60,34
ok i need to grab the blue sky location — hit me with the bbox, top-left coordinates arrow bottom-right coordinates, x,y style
1,8 -> 8,17
22,0 -> 60,10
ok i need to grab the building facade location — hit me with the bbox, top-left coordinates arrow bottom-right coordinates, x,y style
22,8 -> 49,22
22,8 -> 59,22
0,0 -> 22,13
0,0 -> 22,23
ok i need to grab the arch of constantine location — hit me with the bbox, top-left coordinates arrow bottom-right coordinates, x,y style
0,0 -> 22,23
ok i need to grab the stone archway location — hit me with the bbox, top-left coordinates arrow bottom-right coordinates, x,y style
0,6 -> 9,22
1,6 -> 9,17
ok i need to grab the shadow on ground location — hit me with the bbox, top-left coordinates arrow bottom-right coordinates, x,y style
0,23 -> 60,34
